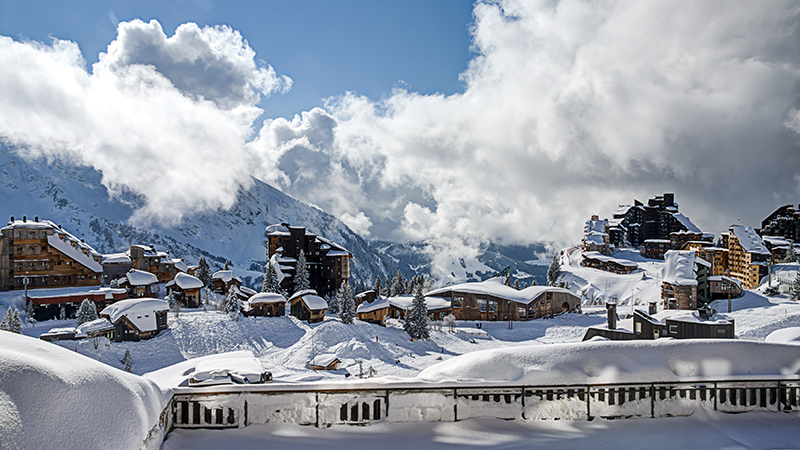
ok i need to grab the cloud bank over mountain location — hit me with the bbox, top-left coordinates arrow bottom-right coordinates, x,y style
2,1 -> 799,257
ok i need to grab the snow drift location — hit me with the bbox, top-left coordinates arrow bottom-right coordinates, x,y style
417,339 -> 800,385
0,331 -> 166,450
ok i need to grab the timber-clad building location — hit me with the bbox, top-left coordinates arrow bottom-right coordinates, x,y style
426,278 -> 581,322
0,216 -> 102,291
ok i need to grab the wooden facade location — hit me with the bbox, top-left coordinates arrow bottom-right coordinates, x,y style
100,298 -> 169,342
0,217 -> 102,291
242,292 -> 286,317
166,272 -> 204,308
211,270 -> 242,294
266,223 -> 352,298
581,252 -> 638,274
288,291 -> 328,323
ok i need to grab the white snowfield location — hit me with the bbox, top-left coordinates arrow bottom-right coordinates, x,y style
0,331 -> 165,450
417,339 -> 800,385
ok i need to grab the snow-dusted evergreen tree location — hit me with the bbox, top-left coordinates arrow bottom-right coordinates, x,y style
792,269 -> 800,301
390,270 -> 406,297
76,299 -> 98,325
443,313 -> 456,332
25,297 -> 36,324
326,291 -> 340,315
547,254 -> 562,286
373,275 -> 382,295
293,250 -> 311,294
404,286 -> 430,340
196,257 -> 212,287
58,305 -> 66,320
262,263 -> 281,293
167,292 -> 180,319
338,282 -> 356,324
224,260 -> 230,270
783,245 -> 798,263
1,308 -> 23,333
225,287 -> 240,319
382,278 -> 391,297
120,350 -> 132,372
513,279 -> 521,290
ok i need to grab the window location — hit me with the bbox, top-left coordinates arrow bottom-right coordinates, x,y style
452,296 -> 464,309
635,322 -> 642,334
488,300 -> 498,313
477,299 -> 487,312
669,325 -> 677,334
716,328 -> 726,334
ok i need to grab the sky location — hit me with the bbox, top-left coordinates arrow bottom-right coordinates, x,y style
1,0 -> 799,258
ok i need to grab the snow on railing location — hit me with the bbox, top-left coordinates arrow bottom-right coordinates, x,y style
164,377 -> 800,435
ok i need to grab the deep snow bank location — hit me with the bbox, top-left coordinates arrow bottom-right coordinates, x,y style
0,331 -> 166,450
417,339 -> 800,385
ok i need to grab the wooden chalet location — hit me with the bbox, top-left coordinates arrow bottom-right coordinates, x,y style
211,270 -> 242,294
583,304 -> 734,341
242,292 -> 286,317
120,269 -> 160,298
426,278 -> 581,322
166,272 -> 204,308
355,291 -> 451,326
581,252 -> 638,274
100,298 -> 169,342
0,216 -> 103,292
708,275 -> 744,300
661,250 -> 710,310
288,289 -> 328,323
309,354 -> 340,371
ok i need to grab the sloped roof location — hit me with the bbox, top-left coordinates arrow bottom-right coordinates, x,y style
173,272 -> 203,290
426,277 -> 575,305
126,269 -> 159,286
730,226 -> 771,255
248,292 -> 286,305
100,298 -> 168,333
301,295 -> 328,311
661,250 -> 700,286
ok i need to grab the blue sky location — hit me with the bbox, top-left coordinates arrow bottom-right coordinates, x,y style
1,0 -> 475,118
1,0 -> 798,268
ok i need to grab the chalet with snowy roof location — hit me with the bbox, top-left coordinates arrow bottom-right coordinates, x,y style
99,298 -> 169,341
355,291 -> 451,326
426,277 -> 580,322
661,250 -> 710,310
100,252 -> 133,285
25,286 -> 127,321
582,216 -> 611,255
242,292 -> 286,317
581,252 -> 638,274
211,269 -> 242,294
166,272 -> 204,308
309,354 -> 340,371
119,269 -> 160,298
42,318 -> 117,342
758,204 -> 800,243
287,289 -> 328,323
760,235 -> 795,262
0,216 -> 102,291
266,223 -> 352,298
726,225 -> 771,289
583,304 -> 734,341
643,239 -> 671,260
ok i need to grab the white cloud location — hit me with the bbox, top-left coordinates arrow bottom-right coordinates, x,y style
0,19 -> 291,225
253,0 -> 800,252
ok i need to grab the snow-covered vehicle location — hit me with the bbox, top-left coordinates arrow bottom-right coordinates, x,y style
188,356 -> 272,387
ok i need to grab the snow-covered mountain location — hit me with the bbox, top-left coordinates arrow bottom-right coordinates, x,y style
0,146 -> 397,287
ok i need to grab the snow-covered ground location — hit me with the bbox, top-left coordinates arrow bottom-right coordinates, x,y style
161,410 -> 800,450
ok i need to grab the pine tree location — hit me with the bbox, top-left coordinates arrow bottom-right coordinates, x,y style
390,270 -> 406,297
262,263 -> 281,293
404,285 -> 430,340
792,269 -> 800,301
196,257 -> 212,287
547,255 -> 562,287
293,250 -> 311,294
25,297 -> 36,324
76,299 -> 98,325
383,278 -> 391,297
58,305 -> 66,320
338,282 -> 356,324
224,260 -> 230,270
783,245 -> 798,263
225,287 -> 240,319
120,350 -> 132,372
0,308 -> 23,334
326,291 -> 340,315
167,292 -> 180,319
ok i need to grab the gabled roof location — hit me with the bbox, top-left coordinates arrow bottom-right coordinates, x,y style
730,225 -> 771,255
426,278 -> 574,306
302,295 -> 328,311
212,270 -> 241,283
100,298 -> 168,333
172,272 -> 203,290
248,292 -> 286,305
126,269 -> 159,286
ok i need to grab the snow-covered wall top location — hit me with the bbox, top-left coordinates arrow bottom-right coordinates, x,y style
0,331 -> 165,450
417,339 -> 800,386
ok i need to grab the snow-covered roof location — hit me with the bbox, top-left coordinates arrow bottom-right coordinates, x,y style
708,275 -> 742,288
172,272 -> 203,290
730,226 -> 771,255
388,295 -> 451,312
74,318 -> 114,337
317,235 -> 352,257
426,277 -> 573,306
172,259 -> 189,273
266,223 -> 290,236
671,213 -> 701,233
662,250 -> 700,286
644,239 -> 671,244
212,270 -> 241,283
189,353 -> 265,385
584,233 -> 606,245
40,326 -> 76,337
301,294 -> 328,311
584,218 -> 607,234
248,292 -> 286,305
46,233 -> 102,273
240,286 -> 257,296
100,298 -> 168,333
664,310 -> 732,325
582,252 -> 638,268
761,236 -> 791,248
269,254 -> 289,283
1,332 -> 165,449
310,353 -> 340,367
288,289 -> 318,302
101,252 -> 132,264
126,269 -> 158,286
356,296 -> 390,314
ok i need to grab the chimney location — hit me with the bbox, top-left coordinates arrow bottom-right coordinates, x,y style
664,193 -> 674,207
10,216 -> 14,222
22,215 -> 26,222
648,301 -> 657,315
34,216 -> 38,222
607,303 -> 617,330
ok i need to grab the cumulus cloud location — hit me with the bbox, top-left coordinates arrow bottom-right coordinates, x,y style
0,19 -> 290,225
251,0 -> 800,256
